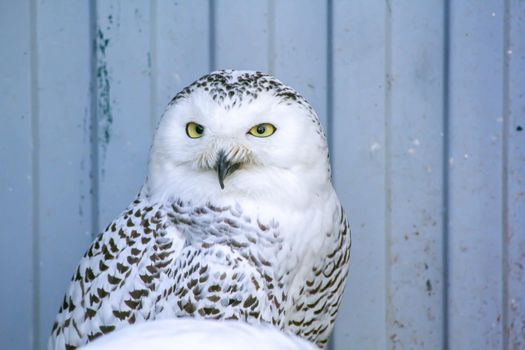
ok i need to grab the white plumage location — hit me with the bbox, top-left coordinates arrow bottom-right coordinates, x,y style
80,318 -> 318,350
49,70 -> 351,349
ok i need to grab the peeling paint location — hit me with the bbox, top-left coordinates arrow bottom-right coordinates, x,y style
426,279 -> 432,295
96,28 -> 113,164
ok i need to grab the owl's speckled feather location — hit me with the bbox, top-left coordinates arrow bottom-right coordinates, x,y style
48,70 -> 351,350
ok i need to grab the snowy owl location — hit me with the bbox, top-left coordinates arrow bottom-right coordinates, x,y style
49,70 -> 351,350
80,318 -> 318,350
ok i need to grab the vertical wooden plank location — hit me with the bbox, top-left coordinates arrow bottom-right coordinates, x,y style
154,0 -> 210,126
331,1 -> 387,348
0,1 -> 33,349
273,0 -> 328,130
506,1 -> 525,348
35,0 -> 93,347
96,1 -> 152,229
448,1 -> 504,349
387,2 -> 445,349
215,0 -> 270,72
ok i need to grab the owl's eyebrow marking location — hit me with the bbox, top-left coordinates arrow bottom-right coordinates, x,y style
168,70 -> 325,144
170,70 -> 306,110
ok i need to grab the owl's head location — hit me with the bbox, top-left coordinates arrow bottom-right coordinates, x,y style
147,70 -> 331,206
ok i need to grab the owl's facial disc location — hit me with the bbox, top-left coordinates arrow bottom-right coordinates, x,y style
215,150 -> 241,190
147,70 -> 332,203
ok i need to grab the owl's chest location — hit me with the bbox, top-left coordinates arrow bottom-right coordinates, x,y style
165,199 -> 336,288
167,201 -> 285,267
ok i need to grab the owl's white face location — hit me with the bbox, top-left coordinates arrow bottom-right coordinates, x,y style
147,71 -> 331,208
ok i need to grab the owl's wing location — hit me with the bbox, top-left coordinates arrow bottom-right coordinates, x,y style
286,204 -> 351,348
47,194 -> 185,350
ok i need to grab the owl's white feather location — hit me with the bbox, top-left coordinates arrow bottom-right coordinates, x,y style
80,318 -> 318,350
48,70 -> 350,350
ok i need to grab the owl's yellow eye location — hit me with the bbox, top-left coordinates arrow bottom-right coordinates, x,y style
248,123 -> 276,138
186,122 -> 205,138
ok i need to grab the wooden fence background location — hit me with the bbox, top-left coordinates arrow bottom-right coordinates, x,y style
1,1 -> 524,349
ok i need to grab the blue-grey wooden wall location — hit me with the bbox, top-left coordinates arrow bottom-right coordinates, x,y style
1,1 -> 524,349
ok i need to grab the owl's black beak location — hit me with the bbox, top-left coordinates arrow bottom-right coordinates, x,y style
216,151 -> 240,190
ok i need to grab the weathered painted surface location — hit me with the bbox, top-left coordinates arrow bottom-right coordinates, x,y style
331,1 -> 387,348
448,2 -> 506,349
387,2 -> 446,348
0,1 -> 34,349
1,1 -> 523,349
506,3 -> 525,349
